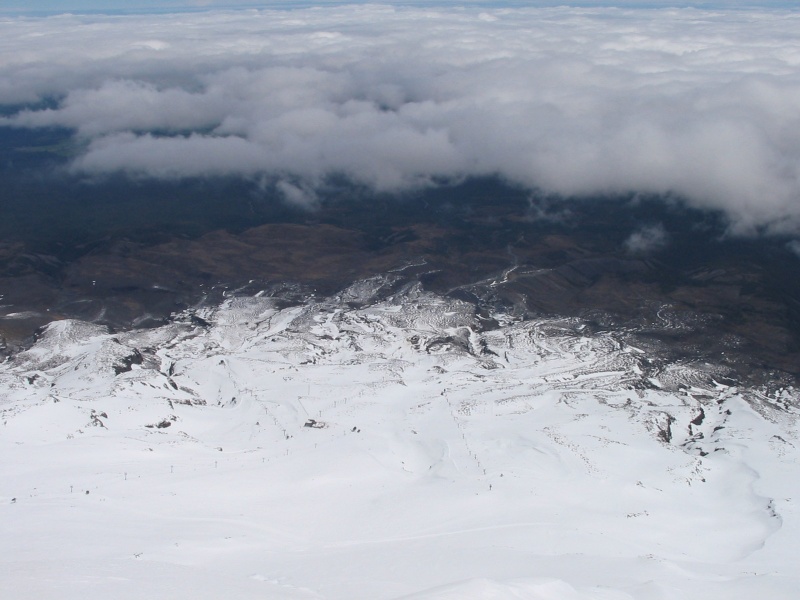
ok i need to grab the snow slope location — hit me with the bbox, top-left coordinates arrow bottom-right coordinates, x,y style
1,283 -> 798,599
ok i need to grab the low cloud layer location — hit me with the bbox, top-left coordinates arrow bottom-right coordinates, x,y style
2,6 -> 800,232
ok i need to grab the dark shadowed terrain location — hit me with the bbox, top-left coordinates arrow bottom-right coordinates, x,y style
1,126 -> 799,386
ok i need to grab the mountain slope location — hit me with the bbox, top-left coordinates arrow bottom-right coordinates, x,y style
1,281 -> 798,599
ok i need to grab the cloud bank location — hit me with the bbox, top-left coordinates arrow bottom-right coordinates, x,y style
2,6 -> 800,232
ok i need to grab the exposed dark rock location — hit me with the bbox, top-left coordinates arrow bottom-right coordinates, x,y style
190,314 -> 212,328
146,416 -> 176,429
655,412 -> 675,443
113,348 -> 144,375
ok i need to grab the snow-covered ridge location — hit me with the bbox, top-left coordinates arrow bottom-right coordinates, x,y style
1,281 -> 798,599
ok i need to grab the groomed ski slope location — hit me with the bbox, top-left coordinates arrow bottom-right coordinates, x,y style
1,284 -> 798,599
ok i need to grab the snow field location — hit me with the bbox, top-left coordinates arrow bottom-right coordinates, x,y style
1,291 -> 799,599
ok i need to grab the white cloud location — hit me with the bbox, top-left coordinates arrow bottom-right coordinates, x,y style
2,6 -> 800,233
276,179 -> 319,210
625,224 -> 669,254
10,79 -> 229,135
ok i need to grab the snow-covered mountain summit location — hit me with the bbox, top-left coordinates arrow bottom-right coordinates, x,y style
1,279 -> 798,599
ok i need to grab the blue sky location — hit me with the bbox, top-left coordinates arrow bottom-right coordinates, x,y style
2,1 -> 795,15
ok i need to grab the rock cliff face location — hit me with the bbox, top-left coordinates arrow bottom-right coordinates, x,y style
1,277 -> 798,599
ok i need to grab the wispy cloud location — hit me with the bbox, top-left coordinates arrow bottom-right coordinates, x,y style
625,224 -> 669,254
2,6 -> 800,233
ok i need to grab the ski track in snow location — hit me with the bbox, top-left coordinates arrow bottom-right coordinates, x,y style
1,285 -> 798,599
